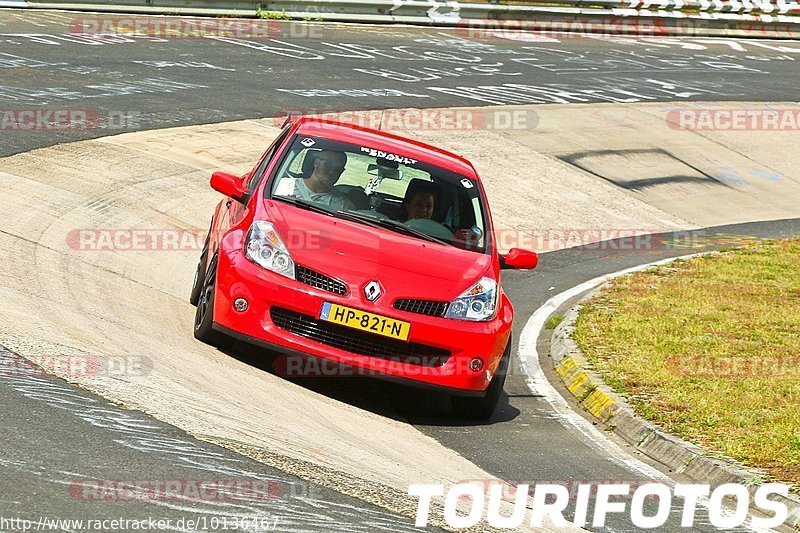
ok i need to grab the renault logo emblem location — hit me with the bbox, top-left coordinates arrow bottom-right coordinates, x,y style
363,281 -> 382,302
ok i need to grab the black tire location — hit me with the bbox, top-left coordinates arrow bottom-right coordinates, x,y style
189,227 -> 211,306
189,246 -> 208,306
193,253 -> 232,349
451,336 -> 512,421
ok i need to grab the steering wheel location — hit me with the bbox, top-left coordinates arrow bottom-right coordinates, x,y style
405,218 -> 454,242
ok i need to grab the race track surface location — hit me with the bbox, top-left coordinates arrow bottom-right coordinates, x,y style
4,8 -> 800,158
1,8 -> 798,532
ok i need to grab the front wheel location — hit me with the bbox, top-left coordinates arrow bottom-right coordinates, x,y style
193,253 -> 232,349
189,227 -> 212,306
451,336 -> 511,421
189,247 -> 207,306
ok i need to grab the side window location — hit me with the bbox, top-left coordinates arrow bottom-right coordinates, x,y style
246,127 -> 290,191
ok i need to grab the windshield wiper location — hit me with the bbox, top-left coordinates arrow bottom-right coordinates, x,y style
340,211 -> 450,246
273,196 -> 336,217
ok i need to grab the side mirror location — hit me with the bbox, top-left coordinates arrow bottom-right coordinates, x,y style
210,171 -> 249,203
500,248 -> 538,270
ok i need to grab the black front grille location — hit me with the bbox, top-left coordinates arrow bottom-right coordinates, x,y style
394,299 -> 449,317
270,308 -> 449,367
295,265 -> 348,295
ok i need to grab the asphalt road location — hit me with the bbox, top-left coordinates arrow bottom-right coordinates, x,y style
0,347 -> 430,532
2,8 -> 799,532
262,220 -> 800,532
3,8 -> 800,157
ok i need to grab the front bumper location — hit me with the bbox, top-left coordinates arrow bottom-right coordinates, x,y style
213,243 -> 512,393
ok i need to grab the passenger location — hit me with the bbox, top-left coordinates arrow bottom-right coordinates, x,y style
402,187 -> 436,222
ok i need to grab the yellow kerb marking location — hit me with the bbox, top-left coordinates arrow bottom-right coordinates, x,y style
556,356 -> 578,379
584,389 -> 616,420
567,372 -> 589,396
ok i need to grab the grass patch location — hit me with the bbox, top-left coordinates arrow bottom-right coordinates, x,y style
255,7 -> 292,19
545,313 -> 565,330
573,238 -> 800,491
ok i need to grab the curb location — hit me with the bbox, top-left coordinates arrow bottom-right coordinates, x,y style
549,282 -> 800,531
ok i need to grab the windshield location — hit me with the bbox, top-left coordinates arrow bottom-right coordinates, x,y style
267,134 -> 489,253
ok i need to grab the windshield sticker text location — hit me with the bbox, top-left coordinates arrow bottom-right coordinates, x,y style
359,147 -> 417,165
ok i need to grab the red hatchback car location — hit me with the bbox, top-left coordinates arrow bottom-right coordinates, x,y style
190,118 -> 538,419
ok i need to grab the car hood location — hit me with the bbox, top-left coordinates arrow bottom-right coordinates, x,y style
265,200 -> 493,299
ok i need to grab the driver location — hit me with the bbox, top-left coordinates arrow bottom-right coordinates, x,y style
285,150 -> 354,211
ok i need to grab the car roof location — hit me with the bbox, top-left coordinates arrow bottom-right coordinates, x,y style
289,117 -> 479,179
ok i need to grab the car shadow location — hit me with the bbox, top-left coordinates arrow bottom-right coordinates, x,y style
222,340 -> 521,426
392,388 -> 521,426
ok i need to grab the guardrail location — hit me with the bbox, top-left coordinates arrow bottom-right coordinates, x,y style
12,0 -> 800,37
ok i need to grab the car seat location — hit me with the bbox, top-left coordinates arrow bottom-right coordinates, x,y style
334,184 -> 370,210
297,149 -> 320,178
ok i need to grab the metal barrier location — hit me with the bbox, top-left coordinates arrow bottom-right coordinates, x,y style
13,0 -> 800,37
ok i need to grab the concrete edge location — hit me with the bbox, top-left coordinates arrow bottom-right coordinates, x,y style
547,267 -> 800,530
8,2 -> 800,39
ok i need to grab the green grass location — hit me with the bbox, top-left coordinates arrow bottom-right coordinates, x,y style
545,314 -> 565,330
255,7 -> 292,19
573,238 -> 800,491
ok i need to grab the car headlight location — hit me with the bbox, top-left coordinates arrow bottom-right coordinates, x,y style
244,221 -> 295,279
445,277 -> 497,321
